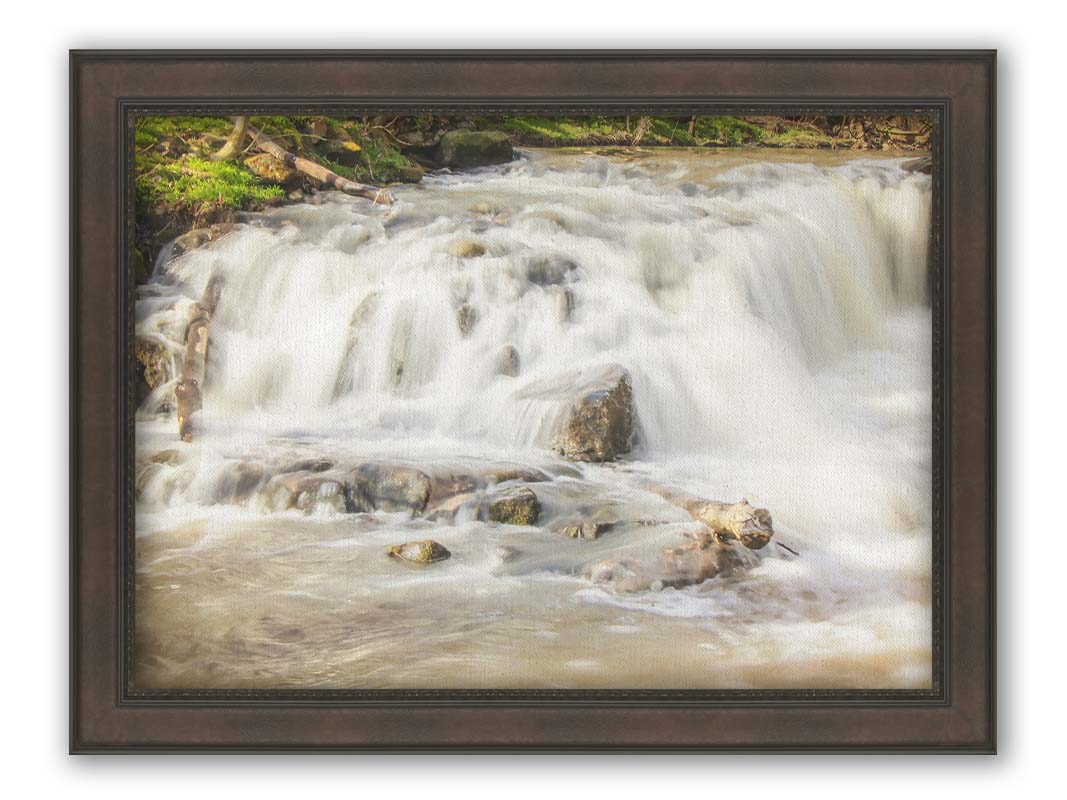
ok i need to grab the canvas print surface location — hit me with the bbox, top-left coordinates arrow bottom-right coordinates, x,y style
132,114 -> 934,690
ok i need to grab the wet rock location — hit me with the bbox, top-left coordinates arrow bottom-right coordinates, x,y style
333,292 -> 380,399
585,538 -> 743,593
558,520 -> 610,540
526,256 -> 577,286
151,449 -> 182,466
170,224 -> 237,260
902,155 -> 932,175
487,486 -> 542,526
553,366 -> 635,462
434,131 -> 513,170
349,464 -> 432,515
496,344 -> 521,376
557,287 -> 575,322
134,335 -> 175,403
387,539 -> 451,564
263,473 -> 347,514
489,465 -> 552,484
282,458 -> 334,474
425,491 -> 479,523
457,304 -> 478,336
133,247 -> 150,285
448,239 -> 487,258
397,165 -> 425,183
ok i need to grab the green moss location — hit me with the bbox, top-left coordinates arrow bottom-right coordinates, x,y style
136,152 -> 283,211
497,116 -> 624,143
760,126 -> 835,148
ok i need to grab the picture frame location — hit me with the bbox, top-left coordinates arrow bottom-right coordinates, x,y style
70,49 -> 996,752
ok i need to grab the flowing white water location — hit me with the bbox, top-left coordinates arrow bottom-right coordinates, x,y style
134,148 -> 933,690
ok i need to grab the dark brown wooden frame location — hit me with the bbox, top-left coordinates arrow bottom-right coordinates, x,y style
71,50 -> 995,753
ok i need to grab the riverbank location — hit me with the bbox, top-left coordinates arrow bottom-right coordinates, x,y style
133,114 -> 932,278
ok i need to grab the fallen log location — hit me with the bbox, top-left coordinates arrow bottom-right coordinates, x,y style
175,275 -> 224,443
246,125 -> 394,206
642,483 -> 774,551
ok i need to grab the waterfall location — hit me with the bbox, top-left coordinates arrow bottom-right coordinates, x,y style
134,149 -> 933,690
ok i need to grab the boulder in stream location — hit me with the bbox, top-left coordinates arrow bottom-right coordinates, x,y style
434,131 -> 513,170
349,464 -> 433,515
553,366 -> 635,462
387,540 -> 451,564
487,486 -> 542,526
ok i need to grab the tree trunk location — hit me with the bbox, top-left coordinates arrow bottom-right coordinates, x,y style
247,125 -> 394,205
175,276 -> 223,442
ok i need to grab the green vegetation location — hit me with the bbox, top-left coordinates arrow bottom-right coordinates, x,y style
137,156 -> 285,208
134,114 -> 418,217
493,114 -> 798,147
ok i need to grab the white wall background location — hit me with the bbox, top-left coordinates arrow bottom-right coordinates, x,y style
1,1 -> 1059,792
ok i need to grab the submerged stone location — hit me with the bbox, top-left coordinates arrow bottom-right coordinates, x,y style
387,539 -> 451,564
447,239 -> 487,258
349,464 -> 433,516
457,304 -> 478,336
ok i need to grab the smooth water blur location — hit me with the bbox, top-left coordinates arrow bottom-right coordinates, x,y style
134,148 -> 933,689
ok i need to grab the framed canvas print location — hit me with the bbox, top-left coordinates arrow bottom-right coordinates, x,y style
70,50 -> 996,752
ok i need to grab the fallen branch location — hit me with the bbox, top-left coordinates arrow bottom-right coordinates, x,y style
246,125 -> 394,206
211,116 -> 248,162
642,483 -> 775,551
175,275 -> 224,443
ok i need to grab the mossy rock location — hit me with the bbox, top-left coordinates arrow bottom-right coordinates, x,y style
434,131 -> 513,170
487,487 -> 541,526
456,304 -> 478,337
387,540 -> 451,564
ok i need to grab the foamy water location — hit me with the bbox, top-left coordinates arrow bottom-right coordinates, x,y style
134,148 -> 932,690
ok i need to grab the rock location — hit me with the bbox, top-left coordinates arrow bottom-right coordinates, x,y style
585,538 -> 743,593
387,540 -> 451,564
557,288 -> 575,322
349,464 -> 432,515
553,367 -> 635,462
487,486 -> 541,526
902,155 -> 932,175
526,256 -> 577,286
457,304 -> 478,336
151,449 -> 182,466
169,224 -> 236,261
497,344 -> 520,376
262,473 -> 347,514
133,247 -> 150,285
397,165 -> 425,183
307,117 -> 329,139
243,153 -> 301,188
448,239 -> 486,258
134,335 -> 175,403
434,130 -> 513,170
488,466 -> 551,484
558,521 -> 610,540
282,458 -> 334,474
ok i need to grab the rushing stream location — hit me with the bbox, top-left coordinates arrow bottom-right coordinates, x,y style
134,147 -> 933,690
